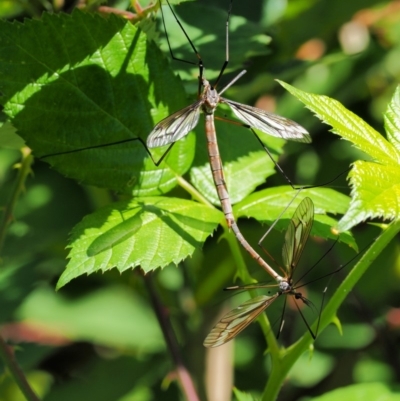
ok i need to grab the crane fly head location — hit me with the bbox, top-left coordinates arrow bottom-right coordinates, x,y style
201,78 -> 220,113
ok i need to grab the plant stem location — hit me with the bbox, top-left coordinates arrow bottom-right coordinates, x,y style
0,147 -> 33,256
0,148 -> 39,400
261,220 -> 400,401
176,175 -> 214,208
0,337 -> 40,401
144,273 -> 200,401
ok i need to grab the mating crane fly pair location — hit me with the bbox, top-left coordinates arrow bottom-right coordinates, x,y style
42,1 -> 328,344
148,1 -> 326,347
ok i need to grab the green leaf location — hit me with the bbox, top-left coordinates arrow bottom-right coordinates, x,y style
233,387 -> 258,401
234,186 -> 356,249
279,81 -> 400,232
278,80 -> 400,165
309,382 -> 400,401
0,0 -> 24,19
338,161 -> 400,231
354,357 -> 394,383
17,285 -> 165,351
0,120 -> 25,149
288,350 -> 334,388
0,10 -> 194,194
384,86 -> 400,154
57,197 -> 222,289
317,323 -> 375,349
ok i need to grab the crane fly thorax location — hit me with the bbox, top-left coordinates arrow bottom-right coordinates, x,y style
278,278 -> 291,292
200,78 -> 219,114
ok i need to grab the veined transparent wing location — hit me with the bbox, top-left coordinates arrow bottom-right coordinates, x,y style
147,100 -> 203,148
282,197 -> 314,277
203,294 -> 278,348
221,97 -> 311,143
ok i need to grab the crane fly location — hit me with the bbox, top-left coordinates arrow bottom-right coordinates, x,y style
146,0 -> 311,282
203,197 -> 318,348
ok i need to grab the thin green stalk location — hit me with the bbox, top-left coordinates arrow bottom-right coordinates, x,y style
0,337 -> 40,401
261,220 -> 400,401
175,175 -> 214,208
0,147 -> 39,401
0,147 -> 33,256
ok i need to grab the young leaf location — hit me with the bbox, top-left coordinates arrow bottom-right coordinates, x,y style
308,382 -> 400,401
0,120 -> 25,149
57,197 -> 222,289
233,387 -> 257,401
0,10 -> 194,194
279,81 -> 400,231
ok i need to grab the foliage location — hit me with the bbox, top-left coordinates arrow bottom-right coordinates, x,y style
0,0 -> 399,401
279,81 -> 400,232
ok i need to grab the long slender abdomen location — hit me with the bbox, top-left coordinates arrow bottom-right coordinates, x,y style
204,114 -> 281,281
205,114 -> 234,227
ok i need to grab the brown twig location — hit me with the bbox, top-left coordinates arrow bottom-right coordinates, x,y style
144,273 -> 200,401
0,336 -> 40,401
97,1 -> 158,23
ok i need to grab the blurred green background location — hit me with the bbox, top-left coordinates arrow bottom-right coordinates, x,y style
1,0 -> 400,400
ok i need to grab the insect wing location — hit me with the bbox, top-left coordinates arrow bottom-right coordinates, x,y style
147,100 -> 202,148
204,294 -> 278,348
221,98 -> 311,143
282,197 -> 314,277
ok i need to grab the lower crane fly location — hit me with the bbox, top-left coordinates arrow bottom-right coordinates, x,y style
147,0 -> 311,282
203,197 -> 318,348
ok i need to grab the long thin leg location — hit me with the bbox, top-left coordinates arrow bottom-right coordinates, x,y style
250,127 -> 350,190
161,0 -> 202,68
315,286 -> 328,338
212,0 -> 234,89
258,189 -> 301,247
293,238 -> 376,339
41,136 -> 175,166
294,239 -> 339,287
294,298 -> 316,340
277,295 -> 287,339
295,238 -> 374,290
161,0 -> 204,95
